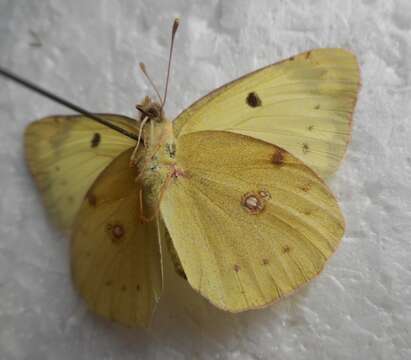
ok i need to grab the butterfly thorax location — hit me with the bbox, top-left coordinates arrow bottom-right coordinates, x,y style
136,97 -> 178,211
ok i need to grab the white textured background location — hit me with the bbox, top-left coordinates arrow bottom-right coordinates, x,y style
1,1 -> 411,359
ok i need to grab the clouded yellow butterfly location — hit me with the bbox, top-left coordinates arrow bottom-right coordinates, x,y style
22,19 -> 360,326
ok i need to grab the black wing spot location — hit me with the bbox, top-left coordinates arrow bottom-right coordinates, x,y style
91,132 -> 101,148
302,143 -> 310,154
246,92 -> 262,107
282,245 -> 291,254
314,104 -> 320,110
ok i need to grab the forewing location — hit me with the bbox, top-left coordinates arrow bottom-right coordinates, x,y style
161,131 -> 344,312
71,148 -> 163,327
174,48 -> 360,177
24,114 -> 137,230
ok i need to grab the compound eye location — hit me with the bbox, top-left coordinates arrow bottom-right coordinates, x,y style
147,107 -> 159,118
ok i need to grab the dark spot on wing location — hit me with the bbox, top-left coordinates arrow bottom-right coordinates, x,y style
300,183 -> 312,192
246,92 -> 262,107
91,132 -> 101,148
308,125 -> 314,131
289,56 -> 295,61
314,104 -> 320,110
87,193 -> 97,207
121,285 -> 127,292
234,264 -> 241,272
262,258 -> 269,265
241,192 -> 265,214
282,245 -> 291,254
302,143 -> 310,154
136,284 -> 141,291
304,209 -> 312,216
305,51 -> 311,60
106,223 -> 125,244
272,149 -> 285,166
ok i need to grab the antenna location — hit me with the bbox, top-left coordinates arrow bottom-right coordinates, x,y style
139,62 -> 163,103
161,18 -> 180,110
0,66 -> 138,141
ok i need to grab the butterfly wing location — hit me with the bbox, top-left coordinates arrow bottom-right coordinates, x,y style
174,48 -> 360,177
160,131 -> 344,312
71,148 -> 163,327
24,114 -> 137,230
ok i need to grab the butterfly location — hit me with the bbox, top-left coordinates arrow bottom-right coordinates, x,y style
23,19 -> 360,327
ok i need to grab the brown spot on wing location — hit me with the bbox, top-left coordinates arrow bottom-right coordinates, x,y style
305,51 -> 311,60
272,149 -> 285,166
106,223 -> 125,244
262,258 -> 269,265
300,183 -> 312,192
241,192 -> 265,214
314,104 -> 320,110
234,264 -> 241,272
302,143 -> 310,154
282,245 -> 291,254
91,132 -> 101,148
87,193 -> 97,207
302,207 -> 318,216
246,92 -> 262,107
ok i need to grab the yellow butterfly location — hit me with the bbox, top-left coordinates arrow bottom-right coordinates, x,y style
23,19 -> 360,327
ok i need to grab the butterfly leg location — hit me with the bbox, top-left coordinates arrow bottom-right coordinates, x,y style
129,144 -> 141,167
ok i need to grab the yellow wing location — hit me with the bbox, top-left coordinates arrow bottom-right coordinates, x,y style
71,148 -> 163,327
174,48 -> 360,177
24,114 -> 137,230
160,131 -> 344,312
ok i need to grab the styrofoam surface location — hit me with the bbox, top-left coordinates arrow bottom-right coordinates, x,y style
1,1 -> 410,359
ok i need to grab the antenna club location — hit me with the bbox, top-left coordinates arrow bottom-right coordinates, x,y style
161,18 -> 180,110
172,18 -> 180,35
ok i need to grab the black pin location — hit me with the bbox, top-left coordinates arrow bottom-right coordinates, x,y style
0,66 -> 138,141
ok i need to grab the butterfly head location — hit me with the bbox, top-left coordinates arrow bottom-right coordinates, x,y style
136,96 -> 164,123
